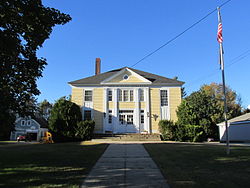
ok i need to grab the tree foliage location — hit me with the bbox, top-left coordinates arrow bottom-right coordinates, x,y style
200,83 -> 242,120
38,99 -> 52,120
177,83 -> 243,140
177,90 -> 221,139
49,97 -> 82,140
0,0 -> 71,139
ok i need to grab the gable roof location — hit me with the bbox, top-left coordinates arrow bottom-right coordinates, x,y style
68,67 -> 184,86
217,113 -> 250,126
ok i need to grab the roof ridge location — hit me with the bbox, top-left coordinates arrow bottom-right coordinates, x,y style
69,66 -> 185,86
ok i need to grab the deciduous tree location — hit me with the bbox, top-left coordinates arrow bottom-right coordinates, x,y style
177,91 -> 221,139
201,83 -> 242,120
0,0 -> 71,139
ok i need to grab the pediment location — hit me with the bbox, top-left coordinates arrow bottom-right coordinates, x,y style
101,68 -> 151,85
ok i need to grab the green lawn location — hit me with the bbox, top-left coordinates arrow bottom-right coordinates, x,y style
144,143 -> 250,188
0,142 -> 107,188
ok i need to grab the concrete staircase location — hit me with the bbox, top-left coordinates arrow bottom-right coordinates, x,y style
92,133 -> 162,141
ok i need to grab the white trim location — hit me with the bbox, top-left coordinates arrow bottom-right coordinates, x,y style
135,88 -> 140,132
159,88 -> 170,120
103,88 -> 108,133
113,88 -> 119,133
145,87 -> 150,133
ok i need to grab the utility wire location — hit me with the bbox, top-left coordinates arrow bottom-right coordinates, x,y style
131,0 -> 232,67
185,49 -> 250,89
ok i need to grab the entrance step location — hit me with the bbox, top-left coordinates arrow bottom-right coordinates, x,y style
92,133 -> 161,141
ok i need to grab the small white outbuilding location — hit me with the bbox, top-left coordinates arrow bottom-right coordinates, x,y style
217,113 -> 250,142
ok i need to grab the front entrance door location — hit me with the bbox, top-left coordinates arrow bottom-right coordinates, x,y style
118,110 -> 137,133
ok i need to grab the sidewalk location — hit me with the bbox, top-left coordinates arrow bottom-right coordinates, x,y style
81,143 -> 169,188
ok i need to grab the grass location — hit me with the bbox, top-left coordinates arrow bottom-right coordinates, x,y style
144,143 -> 250,188
0,142 -> 107,188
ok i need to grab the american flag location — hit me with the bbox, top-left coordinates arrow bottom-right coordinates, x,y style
217,22 -> 223,43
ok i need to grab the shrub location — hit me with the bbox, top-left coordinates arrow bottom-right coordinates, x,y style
75,120 -> 95,140
49,97 -> 82,141
159,120 -> 177,140
159,120 -> 206,142
184,125 -> 206,142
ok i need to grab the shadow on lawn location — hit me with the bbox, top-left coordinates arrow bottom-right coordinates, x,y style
144,143 -> 250,188
0,142 -> 107,188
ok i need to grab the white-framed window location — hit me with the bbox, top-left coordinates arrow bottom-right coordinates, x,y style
118,89 -> 134,102
27,120 -> 31,126
140,110 -> 144,124
119,114 -> 126,125
108,110 -> 112,124
84,90 -> 92,102
21,120 -> 26,126
160,90 -> 168,106
123,90 -> 129,101
127,115 -> 133,124
140,89 -> 144,101
108,90 -> 112,101
130,90 -> 134,101
123,74 -> 129,80
118,89 -> 122,101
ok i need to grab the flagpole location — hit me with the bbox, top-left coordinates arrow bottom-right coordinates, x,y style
217,7 -> 230,155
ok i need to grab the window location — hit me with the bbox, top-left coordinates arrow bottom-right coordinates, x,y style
84,90 -> 92,101
108,90 -> 112,101
160,90 -> 168,106
118,89 -> 134,102
118,89 -> 122,101
123,74 -> 129,80
123,90 -> 129,101
140,110 -> 144,124
21,120 -> 26,126
140,89 -> 144,101
119,115 -> 126,124
108,110 -> 112,124
130,90 -> 134,101
127,115 -> 133,124
84,110 -> 92,120
27,120 -> 31,126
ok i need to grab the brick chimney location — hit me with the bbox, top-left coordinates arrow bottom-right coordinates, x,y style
95,58 -> 101,75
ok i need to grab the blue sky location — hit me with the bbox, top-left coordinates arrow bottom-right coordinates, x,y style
37,0 -> 250,108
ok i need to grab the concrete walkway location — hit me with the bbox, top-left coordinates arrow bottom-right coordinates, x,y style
81,144 -> 169,188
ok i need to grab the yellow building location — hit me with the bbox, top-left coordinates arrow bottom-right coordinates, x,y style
69,59 -> 184,134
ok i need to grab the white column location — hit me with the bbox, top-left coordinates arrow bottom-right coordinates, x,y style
145,87 -> 150,133
103,88 -> 108,133
113,88 -> 119,133
134,88 -> 140,133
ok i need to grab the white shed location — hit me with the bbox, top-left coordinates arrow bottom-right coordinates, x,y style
217,113 -> 250,142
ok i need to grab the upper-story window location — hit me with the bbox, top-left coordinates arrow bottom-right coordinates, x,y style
27,120 -> 31,126
160,90 -> 168,106
21,120 -> 26,126
140,89 -> 144,101
84,90 -> 92,101
123,90 -> 129,101
123,74 -> 129,80
108,90 -> 112,101
118,89 -> 134,102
